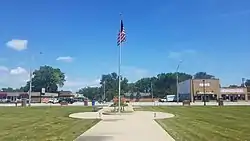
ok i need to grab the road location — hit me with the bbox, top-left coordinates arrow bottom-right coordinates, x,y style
0,101 -> 249,107
0,102 -> 110,107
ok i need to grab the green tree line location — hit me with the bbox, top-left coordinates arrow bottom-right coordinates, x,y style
1,65 -> 66,93
78,71 -> 250,101
78,71 -> 217,101
1,66 -> 250,101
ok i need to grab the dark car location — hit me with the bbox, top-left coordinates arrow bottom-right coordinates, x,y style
58,98 -> 75,104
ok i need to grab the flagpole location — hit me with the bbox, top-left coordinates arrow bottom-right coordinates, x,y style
118,42 -> 122,114
118,13 -> 122,114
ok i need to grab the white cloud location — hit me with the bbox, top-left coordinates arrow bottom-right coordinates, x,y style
6,39 -> 28,51
168,49 -> 196,60
10,67 -> 28,75
56,56 -> 74,62
0,66 -> 29,88
0,66 -> 99,92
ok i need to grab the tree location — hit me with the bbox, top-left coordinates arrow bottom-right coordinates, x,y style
135,77 -> 152,93
1,87 -> 25,92
1,87 -> 14,92
153,72 -> 192,98
135,92 -> 141,101
99,72 -> 128,101
77,71 -> 193,101
229,85 -> 239,88
78,87 -> 100,100
127,83 -> 137,93
245,79 -> 250,87
129,93 -> 134,100
23,65 -> 66,92
193,72 -> 215,79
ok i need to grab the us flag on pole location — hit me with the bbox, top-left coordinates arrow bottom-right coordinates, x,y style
117,20 -> 126,46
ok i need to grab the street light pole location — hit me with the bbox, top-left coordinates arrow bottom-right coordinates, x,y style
203,79 -> 206,106
28,52 -> 42,107
151,81 -> 153,101
28,67 -> 32,107
103,81 -> 106,101
176,60 -> 182,103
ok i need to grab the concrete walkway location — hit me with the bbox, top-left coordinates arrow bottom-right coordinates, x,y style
70,111 -> 175,141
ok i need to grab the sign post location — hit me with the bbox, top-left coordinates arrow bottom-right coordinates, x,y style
41,88 -> 45,104
41,88 -> 45,95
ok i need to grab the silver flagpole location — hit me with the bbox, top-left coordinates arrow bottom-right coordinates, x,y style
118,42 -> 122,114
118,13 -> 123,114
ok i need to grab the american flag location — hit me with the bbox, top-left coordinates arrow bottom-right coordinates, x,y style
117,20 -> 126,46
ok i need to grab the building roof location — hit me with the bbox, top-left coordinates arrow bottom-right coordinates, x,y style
58,91 -> 72,94
124,92 -> 151,96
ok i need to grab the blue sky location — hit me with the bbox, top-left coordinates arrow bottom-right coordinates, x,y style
0,0 -> 249,91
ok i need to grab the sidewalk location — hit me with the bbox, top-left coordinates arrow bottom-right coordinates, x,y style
74,111 -> 175,141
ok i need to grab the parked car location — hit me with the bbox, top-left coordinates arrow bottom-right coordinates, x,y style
48,98 -> 59,104
0,99 -> 8,103
4,99 -> 11,103
159,98 -> 167,102
58,98 -> 75,104
159,95 -> 176,102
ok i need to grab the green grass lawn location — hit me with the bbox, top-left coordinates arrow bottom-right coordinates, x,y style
0,106 -> 99,141
140,106 -> 250,141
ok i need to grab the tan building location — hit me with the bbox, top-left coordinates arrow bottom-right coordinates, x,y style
247,87 -> 250,101
178,79 -> 248,102
220,87 -> 248,101
191,79 -> 220,102
178,79 -> 220,102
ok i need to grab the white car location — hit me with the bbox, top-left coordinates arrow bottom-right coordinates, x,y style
48,99 -> 59,104
159,95 -> 176,102
159,98 -> 167,102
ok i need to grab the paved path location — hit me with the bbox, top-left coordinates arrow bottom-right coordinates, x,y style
70,111 -> 175,141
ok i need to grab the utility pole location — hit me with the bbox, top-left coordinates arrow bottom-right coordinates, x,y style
176,74 -> 179,103
103,81 -> 106,102
151,81 -> 155,106
28,67 -> 32,107
151,82 -> 153,101
203,79 -> 206,106
28,52 -> 43,107
176,60 -> 182,103
242,78 -> 246,87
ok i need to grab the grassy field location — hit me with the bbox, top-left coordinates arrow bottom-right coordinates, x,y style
140,106 -> 250,141
0,106 -> 99,141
